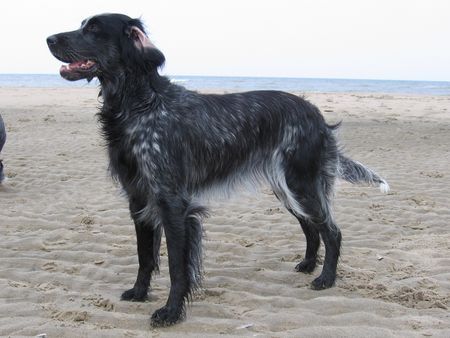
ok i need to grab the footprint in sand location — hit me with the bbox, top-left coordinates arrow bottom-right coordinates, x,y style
42,262 -> 58,272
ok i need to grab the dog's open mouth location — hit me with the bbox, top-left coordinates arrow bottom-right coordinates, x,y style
60,60 -> 97,81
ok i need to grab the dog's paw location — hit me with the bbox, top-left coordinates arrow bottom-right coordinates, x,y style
311,274 -> 335,290
295,259 -> 316,273
121,287 -> 148,302
151,306 -> 184,327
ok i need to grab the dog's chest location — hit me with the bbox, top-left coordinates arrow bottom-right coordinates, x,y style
125,118 -> 163,158
110,116 -> 167,180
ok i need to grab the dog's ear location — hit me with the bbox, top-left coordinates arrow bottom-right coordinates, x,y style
128,26 -> 155,50
123,20 -> 165,71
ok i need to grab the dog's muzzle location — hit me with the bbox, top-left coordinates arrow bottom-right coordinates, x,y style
47,35 -> 98,81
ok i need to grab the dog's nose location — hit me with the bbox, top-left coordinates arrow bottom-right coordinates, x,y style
46,35 -> 58,46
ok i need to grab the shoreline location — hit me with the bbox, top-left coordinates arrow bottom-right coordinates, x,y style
1,73 -> 450,96
2,85 -> 450,98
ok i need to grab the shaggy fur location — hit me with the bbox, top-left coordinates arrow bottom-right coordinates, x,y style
47,13 -> 389,326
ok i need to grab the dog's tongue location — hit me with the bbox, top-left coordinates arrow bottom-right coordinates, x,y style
69,61 -> 85,68
60,60 -> 95,72
59,60 -> 96,81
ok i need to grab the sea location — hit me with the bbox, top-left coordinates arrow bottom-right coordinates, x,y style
1,74 -> 450,95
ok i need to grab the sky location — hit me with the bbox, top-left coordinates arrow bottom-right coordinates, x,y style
1,0 -> 449,81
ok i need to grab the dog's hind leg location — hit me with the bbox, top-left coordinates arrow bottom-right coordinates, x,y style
280,140 -> 342,289
281,203 -> 319,273
151,196 -> 205,327
311,214 -> 341,290
292,215 -> 320,273
285,174 -> 341,289
121,196 -> 162,302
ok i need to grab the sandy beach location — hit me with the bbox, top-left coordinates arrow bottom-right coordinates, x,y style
0,87 -> 449,337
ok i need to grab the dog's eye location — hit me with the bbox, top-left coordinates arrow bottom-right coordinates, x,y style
86,24 -> 99,33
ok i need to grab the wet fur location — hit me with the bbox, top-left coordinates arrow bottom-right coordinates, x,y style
47,13 -> 389,326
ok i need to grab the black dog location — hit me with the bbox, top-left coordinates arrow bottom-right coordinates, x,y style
47,13 -> 389,326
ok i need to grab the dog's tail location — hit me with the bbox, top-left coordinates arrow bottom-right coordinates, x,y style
337,154 -> 390,193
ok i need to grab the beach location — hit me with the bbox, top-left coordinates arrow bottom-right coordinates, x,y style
0,87 -> 449,337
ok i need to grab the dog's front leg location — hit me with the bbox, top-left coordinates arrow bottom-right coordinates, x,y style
151,196 -> 190,326
122,197 -> 162,302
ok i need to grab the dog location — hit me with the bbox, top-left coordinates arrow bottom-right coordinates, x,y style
47,13 -> 389,326
0,114 -> 6,183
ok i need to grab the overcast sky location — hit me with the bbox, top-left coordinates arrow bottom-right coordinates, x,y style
1,0 -> 449,81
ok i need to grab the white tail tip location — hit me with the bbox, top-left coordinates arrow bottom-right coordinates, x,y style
379,181 -> 390,194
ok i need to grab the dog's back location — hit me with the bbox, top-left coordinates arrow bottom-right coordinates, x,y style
167,90 -> 329,182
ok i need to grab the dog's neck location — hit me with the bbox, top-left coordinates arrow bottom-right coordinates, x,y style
98,70 -> 169,116
96,70 -> 172,146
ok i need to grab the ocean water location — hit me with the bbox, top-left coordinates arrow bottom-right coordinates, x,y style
1,74 -> 450,95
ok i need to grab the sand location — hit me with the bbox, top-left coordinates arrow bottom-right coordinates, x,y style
0,87 -> 449,337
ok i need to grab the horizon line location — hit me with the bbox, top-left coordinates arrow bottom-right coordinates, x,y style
0,73 -> 449,84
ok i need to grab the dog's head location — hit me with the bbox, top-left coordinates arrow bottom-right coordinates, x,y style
47,13 -> 165,82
